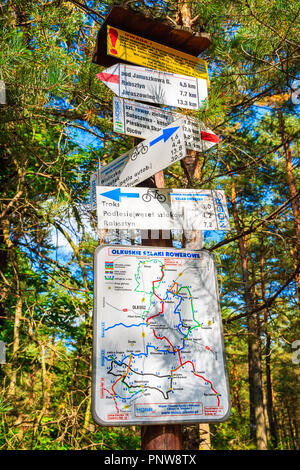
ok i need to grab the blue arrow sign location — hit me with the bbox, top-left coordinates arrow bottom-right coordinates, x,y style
100,188 -> 140,202
149,126 -> 180,147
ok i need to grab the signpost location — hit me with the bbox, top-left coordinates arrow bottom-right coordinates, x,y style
98,119 -> 186,187
92,5 -> 230,451
113,96 -> 220,152
92,245 -> 231,426
95,186 -> 230,231
107,25 -> 209,83
96,63 -> 208,110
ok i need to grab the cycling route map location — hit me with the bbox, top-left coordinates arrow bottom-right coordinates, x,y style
92,245 -> 231,425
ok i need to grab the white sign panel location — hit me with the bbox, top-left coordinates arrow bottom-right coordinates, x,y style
96,187 -> 230,231
98,119 -> 185,187
0,341 -> 6,364
96,63 -> 208,110
113,97 -> 220,152
92,245 -> 231,426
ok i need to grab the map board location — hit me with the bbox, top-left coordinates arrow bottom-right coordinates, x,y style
92,245 -> 231,426
107,25 -> 209,83
96,63 -> 208,110
113,96 -> 220,152
98,118 -> 186,187
95,187 -> 230,231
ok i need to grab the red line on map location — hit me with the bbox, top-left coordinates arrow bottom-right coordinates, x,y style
146,265 -> 165,323
152,328 -> 176,352
104,388 -> 119,413
146,264 -> 220,407
174,350 -> 220,406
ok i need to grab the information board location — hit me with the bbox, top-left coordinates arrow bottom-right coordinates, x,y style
92,245 -> 231,426
107,25 -> 209,83
113,96 -> 220,152
95,186 -> 231,231
96,63 -> 208,110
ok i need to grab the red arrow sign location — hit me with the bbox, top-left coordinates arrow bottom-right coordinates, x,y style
201,131 -> 220,143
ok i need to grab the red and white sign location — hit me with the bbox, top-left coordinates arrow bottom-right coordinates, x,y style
97,63 -> 208,110
113,97 -> 220,152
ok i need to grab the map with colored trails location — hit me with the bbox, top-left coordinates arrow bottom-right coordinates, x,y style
92,246 -> 231,426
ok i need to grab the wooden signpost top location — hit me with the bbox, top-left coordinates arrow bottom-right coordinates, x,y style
92,5 -> 212,67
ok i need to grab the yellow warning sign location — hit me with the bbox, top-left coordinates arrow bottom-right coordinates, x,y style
107,25 -> 209,84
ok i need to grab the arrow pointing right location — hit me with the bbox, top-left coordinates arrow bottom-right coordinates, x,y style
149,126 -> 180,147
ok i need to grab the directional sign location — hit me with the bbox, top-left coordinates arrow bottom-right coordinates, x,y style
113,97 -> 220,152
92,245 -> 231,426
0,80 -> 6,105
90,171 -> 99,211
96,186 -> 230,231
101,188 -> 140,203
96,63 -> 208,110
107,25 -> 209,83
98,118 -> 186,187
0,341 -> 5,364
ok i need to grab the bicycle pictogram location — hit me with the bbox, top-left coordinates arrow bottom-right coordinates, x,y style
142,188 -> 166,203
130,142 -> 149,161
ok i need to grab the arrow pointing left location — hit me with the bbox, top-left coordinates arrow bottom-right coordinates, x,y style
100,188 -> 140,202
96,63 -> 207,110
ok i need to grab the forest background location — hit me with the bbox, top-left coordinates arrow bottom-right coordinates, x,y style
0,0 -> 299,451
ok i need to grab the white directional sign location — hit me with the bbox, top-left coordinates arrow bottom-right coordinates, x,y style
92,245 -> 231,426
98,119 -> 185,187
90,171 -> 99,211
96,63 -> 208,110
0,341 -> 5,364
113,97 -> 220,152
96,186 -> 230,231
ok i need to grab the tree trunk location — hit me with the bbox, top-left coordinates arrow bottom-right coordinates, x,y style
232,355 -> 242,416
277,107 -> 300,300
229,173 -> 267,450
3,218 -> 22,396
260,231 -> 278,447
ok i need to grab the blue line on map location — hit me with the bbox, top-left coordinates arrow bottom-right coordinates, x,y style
105,322 -> 148,331
105,343 -> 177,366
164,289 -> 186,337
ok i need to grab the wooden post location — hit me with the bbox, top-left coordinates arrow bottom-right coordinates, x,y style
131,133 -> 183,450
141,423 -> 183,450
137,150 -> 205,451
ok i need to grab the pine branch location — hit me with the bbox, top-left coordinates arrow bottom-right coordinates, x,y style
224,261 -> 300,324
